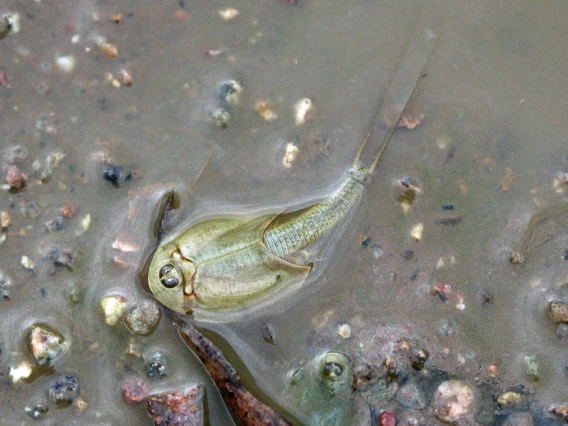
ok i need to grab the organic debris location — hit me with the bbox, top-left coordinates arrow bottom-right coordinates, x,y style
172,314 -> 291,426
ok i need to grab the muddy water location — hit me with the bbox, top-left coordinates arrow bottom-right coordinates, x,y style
2,0 -> 568,424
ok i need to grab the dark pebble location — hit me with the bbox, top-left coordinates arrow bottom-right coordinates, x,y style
442,204 -> 454,211
361,237 -> 372,248
147,356 -> 167,380
218,81 -> 238,101
103,165 -> 125,183
46,372 -> 80,402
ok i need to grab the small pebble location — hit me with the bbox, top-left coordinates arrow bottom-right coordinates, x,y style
39,151 -> 65,182
122,378 -> 147,406
119,68 -> 133,85
73,396 -> 89,413
76,214 -> 91,235
218,80 -> 243,104
337,323 -> 351,339
371,244 -> 383,259
21,255 -> 35,271
497,391 -> 527,409
211,108 -> 230,128
5,165 -> 27,189
43,216 -> 65,232
59,203 -> 75,218
433,380 -> 474,422
254,101 -> 277,121
218,8 -> 239,20
146,355 -> 167,380
410,222 -> 424,241
262,323 -> 276,345
1,211 -> 11,228
282,143 -> 299,168
2,12 -> 20,36
295,98 -> 314,126
100,42 -> 118,58
55,56 -> 76,73
549,301 -> 568,323
51,250 -> 73,268
123,300 -> 162,336
410,348 -> 430,370
553,172 -> 568,194
28,324 -> 68,365
46,372 -> 80,402
10,361 -> 32,382
103,164 -> 125,184
145,386 -> 204,425
25,403 -> 49,419
524,355 -> 540,380
378,411 -> 396,426
101,295 -> 128,326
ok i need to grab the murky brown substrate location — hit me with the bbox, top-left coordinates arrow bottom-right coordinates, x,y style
2,1 -> 568,425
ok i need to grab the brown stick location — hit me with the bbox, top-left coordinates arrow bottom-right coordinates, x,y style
172,314 -> 293,426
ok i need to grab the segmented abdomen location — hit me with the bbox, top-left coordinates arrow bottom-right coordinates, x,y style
263,177 -> 364,257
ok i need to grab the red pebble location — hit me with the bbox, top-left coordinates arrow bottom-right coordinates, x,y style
378,411 -> 396,426
122,378 -> 147,406
5,165 -> 27,189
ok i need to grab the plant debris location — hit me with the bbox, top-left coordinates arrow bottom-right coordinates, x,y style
172,314 -> 292,426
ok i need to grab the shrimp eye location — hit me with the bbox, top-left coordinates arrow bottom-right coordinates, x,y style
159,264 -> 179,288
322,361 -> 344,379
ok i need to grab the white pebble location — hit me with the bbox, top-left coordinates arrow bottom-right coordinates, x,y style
371,245 -> 383,259
411,223 -> 424,241
433,380 -> 474,422
10,361 -> 32,383
282,143 -> 299,168
76,214 -> 91,236
55,56 -> 76,73
21,255 -> 35,271
101,295 -> 128,326
3,12 -> 20,34
295,98 -> 314,126
218,8 -> 239,20
337,323 -> 352,339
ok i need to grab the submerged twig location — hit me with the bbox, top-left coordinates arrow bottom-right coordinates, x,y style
171,314 -> 292,426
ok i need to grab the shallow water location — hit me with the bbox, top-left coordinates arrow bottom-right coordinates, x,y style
2,0 -> 568,424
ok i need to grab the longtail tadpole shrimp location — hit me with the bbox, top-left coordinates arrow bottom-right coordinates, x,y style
146,30 -> 438,322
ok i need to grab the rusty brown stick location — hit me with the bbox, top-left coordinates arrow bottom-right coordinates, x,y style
172,314 -> 292,426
